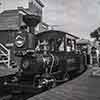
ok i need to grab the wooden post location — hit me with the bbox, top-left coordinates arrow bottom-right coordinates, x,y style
29,26 -> 35,50
64,34 -> 66,51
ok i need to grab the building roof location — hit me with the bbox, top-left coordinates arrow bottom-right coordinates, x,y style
0,0 -> 44,31
0,9 -> 21,31
0,8 -> 40,31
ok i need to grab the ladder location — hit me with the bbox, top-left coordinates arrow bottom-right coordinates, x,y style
0,43 -> 11,68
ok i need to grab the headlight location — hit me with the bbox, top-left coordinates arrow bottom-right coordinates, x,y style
15,35 -> 25,47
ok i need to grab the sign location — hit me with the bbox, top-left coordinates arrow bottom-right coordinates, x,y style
15,35 -> 25,47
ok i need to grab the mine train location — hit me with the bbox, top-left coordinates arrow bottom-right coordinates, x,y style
1,30 -> 87,93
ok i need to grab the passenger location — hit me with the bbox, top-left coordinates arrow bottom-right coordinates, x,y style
91,47 -> 98,65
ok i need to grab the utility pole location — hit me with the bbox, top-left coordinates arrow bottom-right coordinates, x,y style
0,0 -> 2,12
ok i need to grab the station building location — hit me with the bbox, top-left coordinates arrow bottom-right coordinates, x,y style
0,0 -> 44,45
0,0 -> 44,68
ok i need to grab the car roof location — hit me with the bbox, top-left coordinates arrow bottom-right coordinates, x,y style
36,30 -> 79,40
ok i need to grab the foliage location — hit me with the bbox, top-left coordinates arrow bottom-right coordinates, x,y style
90,27 -> 100,39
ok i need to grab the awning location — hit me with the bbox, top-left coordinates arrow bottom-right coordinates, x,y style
76,39 -> 90,45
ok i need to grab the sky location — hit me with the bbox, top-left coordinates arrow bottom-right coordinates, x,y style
0,0 -> 100,40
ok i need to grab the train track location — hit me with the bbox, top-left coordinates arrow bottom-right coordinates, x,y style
0,94 -> 12,100
0,66 -> 87,100
0,94 -> 33,100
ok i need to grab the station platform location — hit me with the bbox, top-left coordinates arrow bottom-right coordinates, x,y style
27,67 -> 100,100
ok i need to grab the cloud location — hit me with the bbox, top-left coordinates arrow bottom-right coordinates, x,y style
1,0 -> 100,39
43,0 -> 100,39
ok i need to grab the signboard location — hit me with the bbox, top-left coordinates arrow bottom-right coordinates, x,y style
35,23 -> 48,33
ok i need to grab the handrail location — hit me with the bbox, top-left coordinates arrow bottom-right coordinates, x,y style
0,43 -> 11,68
0,43 -> 8,53
0,43 -> 8,56
0,49 -> 6,56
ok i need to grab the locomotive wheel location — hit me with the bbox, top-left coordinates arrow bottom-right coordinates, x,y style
78,64 -> 86,74
47,75 -> 56,89
33,74 -> 56,89
56,71 -> 71,83
32,75 -> 41,88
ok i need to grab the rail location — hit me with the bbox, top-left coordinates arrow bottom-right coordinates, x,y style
0,43 -> 11,68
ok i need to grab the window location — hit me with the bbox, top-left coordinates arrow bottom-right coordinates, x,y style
72,40 -> 76,51
66,38 -> 72,52
58,38 -> 64,51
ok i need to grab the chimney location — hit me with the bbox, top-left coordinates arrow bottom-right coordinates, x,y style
28,0 -> 33,10
28,0 -> 37,15
28,0 -> 44,15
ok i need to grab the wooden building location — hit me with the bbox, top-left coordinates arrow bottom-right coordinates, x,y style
0,0 -> 44,45
0,0 -> 44,67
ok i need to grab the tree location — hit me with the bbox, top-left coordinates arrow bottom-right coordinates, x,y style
90,27 -> 100,40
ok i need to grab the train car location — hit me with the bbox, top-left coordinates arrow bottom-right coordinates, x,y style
1,30 -> 86,93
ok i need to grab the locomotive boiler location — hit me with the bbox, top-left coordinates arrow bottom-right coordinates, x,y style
1,30 -> 86,93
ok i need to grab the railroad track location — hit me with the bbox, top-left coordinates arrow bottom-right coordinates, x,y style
0,66 -> 87,100
0,94 -> 12,100
0,92 -> 36,100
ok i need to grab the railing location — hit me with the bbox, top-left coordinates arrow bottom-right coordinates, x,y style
0,43 -> 11,68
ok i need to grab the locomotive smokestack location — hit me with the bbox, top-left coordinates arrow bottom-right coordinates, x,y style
28,0 -> 44,49
28,0 -> 34,14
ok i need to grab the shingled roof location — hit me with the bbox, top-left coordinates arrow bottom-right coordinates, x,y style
0,0 -> 44,31
0,9 -> 19,30
0,9 -> 30,31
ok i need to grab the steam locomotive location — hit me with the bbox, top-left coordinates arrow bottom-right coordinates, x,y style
1,30 -> 86,93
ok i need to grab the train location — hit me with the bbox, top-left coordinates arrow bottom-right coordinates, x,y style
0,30 -> 87,94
